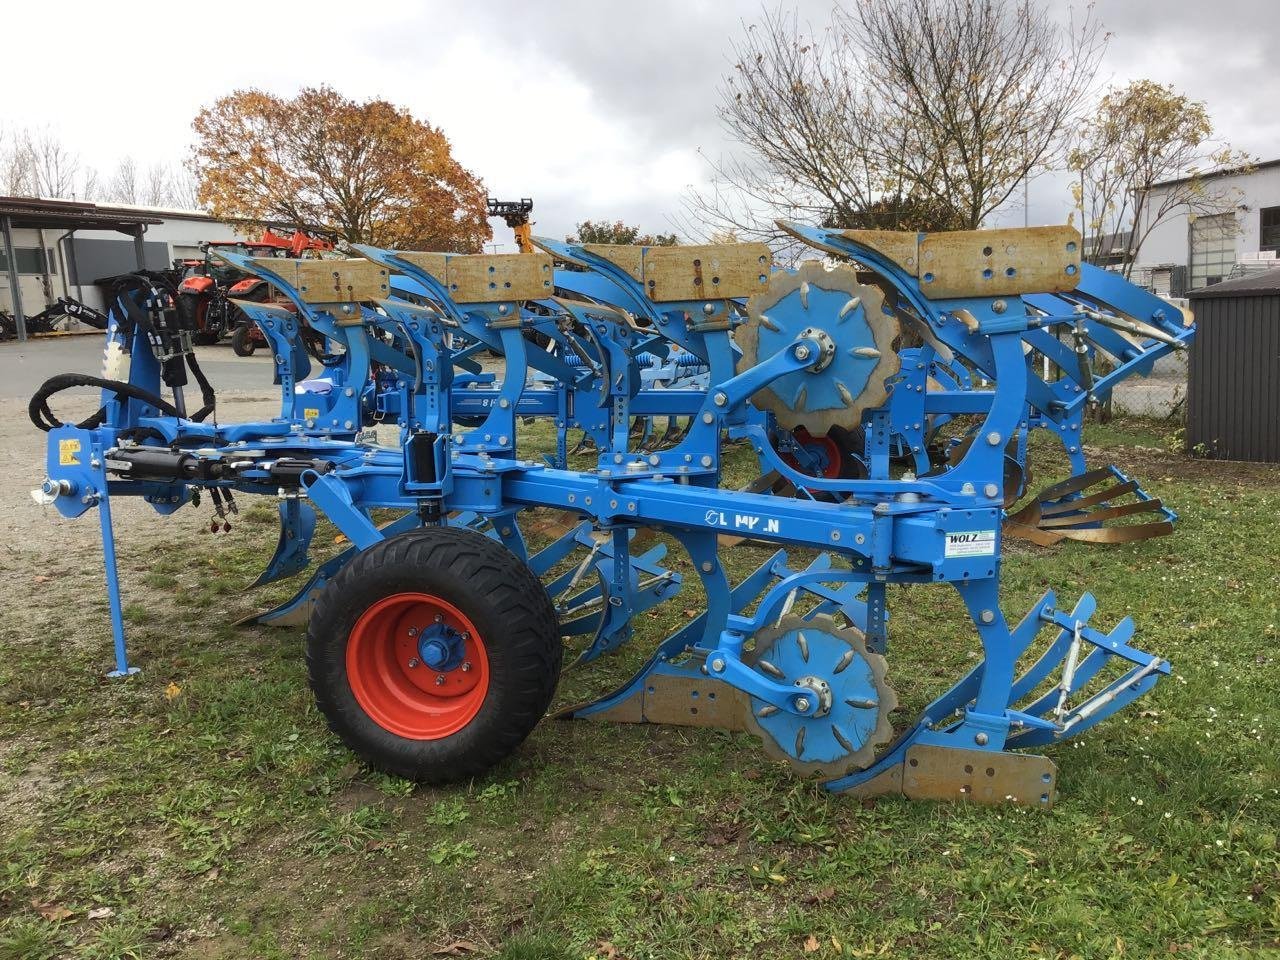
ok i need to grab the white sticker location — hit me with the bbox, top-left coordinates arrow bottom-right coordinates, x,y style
945,530 -> 996,558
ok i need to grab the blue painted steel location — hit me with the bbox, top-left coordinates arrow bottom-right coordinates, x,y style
30,219 -> 1191,802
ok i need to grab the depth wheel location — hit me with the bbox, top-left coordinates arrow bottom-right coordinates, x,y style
307,526 -> 561,782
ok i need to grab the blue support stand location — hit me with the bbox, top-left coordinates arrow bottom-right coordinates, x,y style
100,492 -> 140,678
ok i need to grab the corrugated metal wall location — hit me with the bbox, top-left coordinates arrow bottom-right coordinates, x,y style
1187,293 -> 1280,462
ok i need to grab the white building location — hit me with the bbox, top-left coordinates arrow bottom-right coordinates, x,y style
0,196 -> 250,325
1135,159 -> 1280,292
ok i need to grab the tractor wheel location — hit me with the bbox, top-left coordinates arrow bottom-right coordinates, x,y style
230,324 -> 256,357
306,526 -> 561,783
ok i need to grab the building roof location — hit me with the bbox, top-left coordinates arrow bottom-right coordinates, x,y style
1150,157 -> 1280,192
0,195 -> 168,231
1188,268 -> 1280,299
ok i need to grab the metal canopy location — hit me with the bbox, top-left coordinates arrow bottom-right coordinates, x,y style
0,196 -> 165,342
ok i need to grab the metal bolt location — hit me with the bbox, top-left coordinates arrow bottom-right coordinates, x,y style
434,614 -> 443,623
975,732 -> 989,746
700,455 -> 713,467
980,609 -> 995,624
992,299 -> 1007,314
701,561 -> 714,573
713,392 -> 727,407
986,431 -> 1002,446
710,658 -> 726,672
461,661 -> 472,672
795,697 -> 811,713
435,675 -> 446,686
408,658 -> 420,668
408,627 -> 419,637
702,412 -> 714,424
983,483 -> 999,498
795,344 -> 811,361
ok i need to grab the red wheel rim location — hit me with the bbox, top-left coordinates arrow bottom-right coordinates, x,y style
346,592 -> 490,740
780,427 -> 842,479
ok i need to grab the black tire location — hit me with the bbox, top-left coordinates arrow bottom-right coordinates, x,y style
230,324 -> 256,357
306,526 -> 561,783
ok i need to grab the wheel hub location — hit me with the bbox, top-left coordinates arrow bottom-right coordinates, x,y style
348,592 -> 490,740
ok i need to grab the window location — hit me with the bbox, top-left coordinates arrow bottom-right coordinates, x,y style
1190,213 -> 1236,288
1261,206 -> 1280,253
0,246 -> 57,275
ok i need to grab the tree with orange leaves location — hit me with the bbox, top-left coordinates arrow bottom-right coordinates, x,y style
191,87 -> 490,252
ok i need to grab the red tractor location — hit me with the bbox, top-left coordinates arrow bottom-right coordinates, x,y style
175,228 -> 335,353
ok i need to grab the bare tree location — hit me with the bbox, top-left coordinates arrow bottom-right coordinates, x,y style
26,129 -> 81,198
1069,79 -> 1252,277
0,129 -> 34,195
690,0 -> 1107,242
105,157 -> 140,204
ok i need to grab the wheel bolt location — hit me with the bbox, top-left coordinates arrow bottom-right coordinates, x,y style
461,661 -> 472,672
435,675 -> 446,686
434,614 -> 443,623
408,658 -> 420,668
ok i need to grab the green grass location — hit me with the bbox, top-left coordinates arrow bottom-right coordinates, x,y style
1,422 -> 1278,958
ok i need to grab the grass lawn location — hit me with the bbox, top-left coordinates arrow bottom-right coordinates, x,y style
1,418 -> 1278,959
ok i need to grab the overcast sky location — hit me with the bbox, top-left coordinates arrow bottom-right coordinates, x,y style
6,0 -> 1278,248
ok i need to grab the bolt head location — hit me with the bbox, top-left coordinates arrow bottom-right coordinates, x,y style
713,392 -> 727,407
986,431 -> 1002,446
794,697 -> 811,713
408,658 -> 420,668
435,675 -> 446,686
795,345 -> 810,361
710,658 -> 726,672
983,483 -> 1000,498
975,732 -> 989,746
461,661 -> 472,672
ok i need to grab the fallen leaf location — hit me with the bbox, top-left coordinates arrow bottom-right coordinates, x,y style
32,900 -> 73,922
163,682 -> 182,702
87,906 -> 115,920
804,934 -> 821,953
431,942 -> 479,956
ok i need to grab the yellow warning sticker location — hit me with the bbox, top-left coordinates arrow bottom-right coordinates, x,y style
58,438 -> 81,466
303,407 -> 321,420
